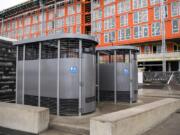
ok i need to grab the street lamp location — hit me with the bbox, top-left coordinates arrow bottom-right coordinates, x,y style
161,0 -> 166,72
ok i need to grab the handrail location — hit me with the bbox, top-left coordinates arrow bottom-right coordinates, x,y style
137,52 -> 180,61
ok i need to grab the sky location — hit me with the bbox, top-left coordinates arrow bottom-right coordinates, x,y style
0,0 -> 28,11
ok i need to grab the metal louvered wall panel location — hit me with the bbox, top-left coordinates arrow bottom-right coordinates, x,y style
0,42 -> 16,103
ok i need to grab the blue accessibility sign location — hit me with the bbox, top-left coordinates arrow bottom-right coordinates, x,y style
69,66 -> 78,74
124,68 -> 129,75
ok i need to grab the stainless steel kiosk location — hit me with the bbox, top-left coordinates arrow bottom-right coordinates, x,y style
96,46 -> 139,104
14,33 -> 98,116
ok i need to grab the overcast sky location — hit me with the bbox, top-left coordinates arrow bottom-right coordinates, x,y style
0,0 -> 28,11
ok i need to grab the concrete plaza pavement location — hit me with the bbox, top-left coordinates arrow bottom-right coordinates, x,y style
41,96 -> 165,135
41,88 -> 180,135
143,111 -> 180,135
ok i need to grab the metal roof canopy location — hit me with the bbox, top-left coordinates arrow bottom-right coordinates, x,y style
96,46 -> 139,52
0,0 -> 73,19
0,0 -> 37,18
0,36 -> 17,45
13,33 -> 98,46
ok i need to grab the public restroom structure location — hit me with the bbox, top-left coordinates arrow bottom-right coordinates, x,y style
14,33 -> 98,116
96,46 -> 139,104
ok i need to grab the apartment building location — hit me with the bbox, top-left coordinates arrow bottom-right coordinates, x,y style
0,0 -> 179,71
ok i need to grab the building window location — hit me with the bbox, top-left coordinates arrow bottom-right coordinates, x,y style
32,24 -> 39,33
57,7 -> 65,17
142,10 -> 148,22
56,18 -> 64,28
150,0 -> 160,5
76,14 -> 81,24
92,9 -> 102,21
156,45 -> 162,53
94,34 -> 101,43
133,12 -> 139,24
134,26 -> 142,38
17,28 -> 23,37
24,16 -> 31,26
76,25 -> 81,33
56,28 -> 64,33
68,6 -> 75,15
118,29 -> 125,40
172,19 -> 179,33
174,45 -> 180,52
104,33 -> 109,43
117,0 -> 130,14
144,46 -> 151,54
142,25 -> 149,37
154,5 -> 168,20
67,26 -> 73,33
118,27 -> 131,40
104,31 -> 116,43
133,25 -> 148,38
66,16 -> 75,26
104,4 -> 115,17
154,6 -> 160,20
11,31 -> 16,38
133,0 -> 148,9
18,18 -> 23,28
76,4 -> 81,13
133,9 -> 148,24
152,22 -> 161,36
152,44 -> 162,53
126,28 -> 131,39
47,21 -> 54,30
104,17 -> 115,30
171,2 -> 180,17
24,26 -> 30,35
39,13 -> 42,22
7,22 -> 11,31
92,0 -> 100,9
120,14 -> 128,26
109,31 -> 116,42
33,15 -> 39,23
48,11 -> 54,20
104,0 -> 115,5
137,46 -> 142,53
11,21 -> 16,30
92,21 -> 102,32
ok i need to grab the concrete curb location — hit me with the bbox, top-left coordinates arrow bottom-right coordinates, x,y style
90,98 -> 180,135
0,102 -> 49,134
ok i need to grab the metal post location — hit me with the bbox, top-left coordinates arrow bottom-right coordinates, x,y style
161,0 -> 166,72
93,50 -> 96,104
79,40 -> 82,116
38,42 -> 42,107
129,50 -> 133,104
90,0 -> 93,35
97,52 -> 100,103
40,0 -> 45,35
114,50 -> 117,104
22,45 -> 26,105
168,62 -> 171,72
16,46 -> 19,104
54,0 -> 57,34
57,40 -> 60,115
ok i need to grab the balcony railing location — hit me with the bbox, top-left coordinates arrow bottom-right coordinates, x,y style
137,51 -> 180,62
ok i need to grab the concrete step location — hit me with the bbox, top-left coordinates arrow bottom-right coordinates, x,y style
48,111 -> 100,135
50,122 -> 89,135
40,129 -> 77,135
